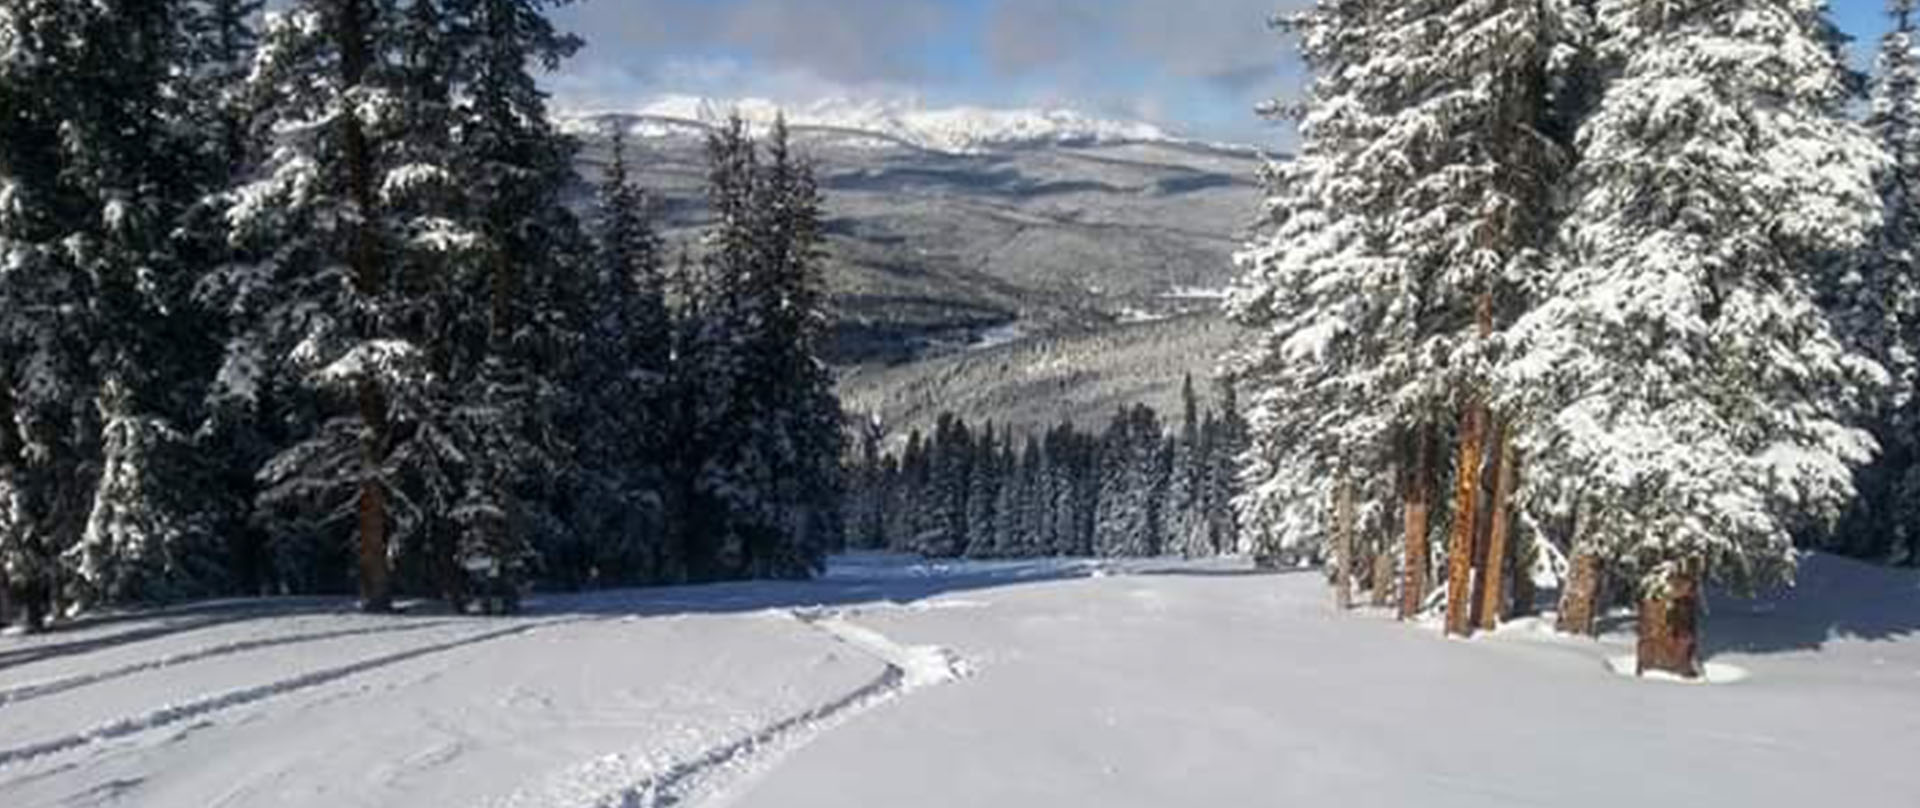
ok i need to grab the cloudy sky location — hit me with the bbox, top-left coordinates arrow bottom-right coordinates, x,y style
543,0 -> 1889,146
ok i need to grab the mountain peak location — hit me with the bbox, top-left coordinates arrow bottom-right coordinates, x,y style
559,95 -> 1181,154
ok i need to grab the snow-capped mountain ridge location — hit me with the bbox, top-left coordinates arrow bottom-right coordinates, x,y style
560,95 -> 1184,154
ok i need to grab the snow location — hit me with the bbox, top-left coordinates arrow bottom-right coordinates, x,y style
2,553 -> 1917,807
559,96 -> 1178,155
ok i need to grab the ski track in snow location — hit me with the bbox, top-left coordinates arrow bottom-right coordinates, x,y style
502,607 -> 969,808
0,617 -> 589,770
0,619 -> 461,708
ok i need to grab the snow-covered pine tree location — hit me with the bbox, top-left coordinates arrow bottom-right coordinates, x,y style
1164,375 -> 1204,557
1006,432 -> 1043,557
1205,378 -> 1249,557
923,413 -> 970,557
965,424 -> 1002,558
175,0 -> 273,597
674,113 -> 764,578
988,435 -> 1021,556
846,413 -> 889,551
0,0 -> 238,618
1832,0 -> 1920,566
569,124 -> 671,586
214,0 -> 467,609
1232,0 -> 1570,624
438,0 -> 588,604
894,428 -> 930,552
1500,0 -> 1885,676
752,115 -> 844,572
1095,406 -> 1166,557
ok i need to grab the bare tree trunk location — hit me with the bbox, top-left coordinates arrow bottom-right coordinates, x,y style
1474,425 -> 1517,631
1443,404 -> 1487,637
1333,472 -> 1355,610
1399,426 -> 1432,620
1636,558 -> 1703,678
1558,531 -> 1602,637
0,566 -> 11,629
339,0 -> 391,614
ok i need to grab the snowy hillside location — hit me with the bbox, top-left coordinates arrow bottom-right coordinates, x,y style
2,552 -> 1914,807
559,96 -> 1185,155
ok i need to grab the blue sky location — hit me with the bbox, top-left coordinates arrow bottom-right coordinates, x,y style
545,1 -> 1892,145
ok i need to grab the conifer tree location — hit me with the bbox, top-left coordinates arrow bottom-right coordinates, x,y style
1501,0 -> 1883,676
1834,0 -> 1920,566
214,0 -> 469,610
1,0 -> 236,620
569,125 -> 670,585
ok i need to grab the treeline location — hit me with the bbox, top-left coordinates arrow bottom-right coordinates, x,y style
845,376 -> 1249,559
0,1 -> 842,631
1232,0 -> 1912,678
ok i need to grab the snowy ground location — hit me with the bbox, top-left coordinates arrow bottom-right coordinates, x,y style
1,553 -> 1916,807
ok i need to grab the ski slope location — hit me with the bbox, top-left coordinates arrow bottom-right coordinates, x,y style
1,553 -> 1916,807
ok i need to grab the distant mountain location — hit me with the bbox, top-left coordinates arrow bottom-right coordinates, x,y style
560,95 -> 1197,155
561,100 -> 1268,436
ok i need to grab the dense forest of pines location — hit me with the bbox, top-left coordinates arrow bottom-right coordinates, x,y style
844,376 -> 1250,560
0,0 -> 842,629
4,0 -> 1915,687
1232,0 -> 1920,677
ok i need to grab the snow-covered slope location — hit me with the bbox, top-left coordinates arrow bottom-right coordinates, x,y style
560,96 -> 1180,155
2,553 -> 1915,807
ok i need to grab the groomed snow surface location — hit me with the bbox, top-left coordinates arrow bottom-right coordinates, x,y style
2,553 -> 1917,807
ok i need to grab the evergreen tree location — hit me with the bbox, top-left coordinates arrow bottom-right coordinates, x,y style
1206,379 -> 1250,556
1500,0 -> 1883,676
1834,0 -> 1920,567
1,0 -> 232,622
568,125 -> 670,586
1231,0 -> 1572,627
964,425 -> 1002,558
215,0 -> 466,610
1169,374 -> 1212,557
675,113 -> 848,577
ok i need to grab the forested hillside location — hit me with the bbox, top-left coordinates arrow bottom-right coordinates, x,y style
0,0 -> 842,627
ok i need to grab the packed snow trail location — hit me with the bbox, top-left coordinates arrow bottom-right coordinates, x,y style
0,618 -> 460,707
501,607 -> 972,808
1,553 -> 1916,808
794,608 -> 973,691
0,618 -> 585,768
725,555 -> 1920,808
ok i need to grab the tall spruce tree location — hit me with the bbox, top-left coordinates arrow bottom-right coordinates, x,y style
674,113 -> 841,578
215,0 -> 467,610
1500,0 -> 1884,676
572,125 -> 670,585
1834,0 -> 1920,566
1,0 -> 236,622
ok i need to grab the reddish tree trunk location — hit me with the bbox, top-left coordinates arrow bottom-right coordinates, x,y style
1405,427 -> 1436,617
338,0 -> 392,613
1636,560 -> 1703,678
1475,427 -> 1517,631
1443,405 -> 1487,637
1399,426 -> 1433,620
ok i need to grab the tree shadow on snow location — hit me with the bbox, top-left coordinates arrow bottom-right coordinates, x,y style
0,597 -> 356,670
525,555 -> 1118,620
1702,553 -> 1920,656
